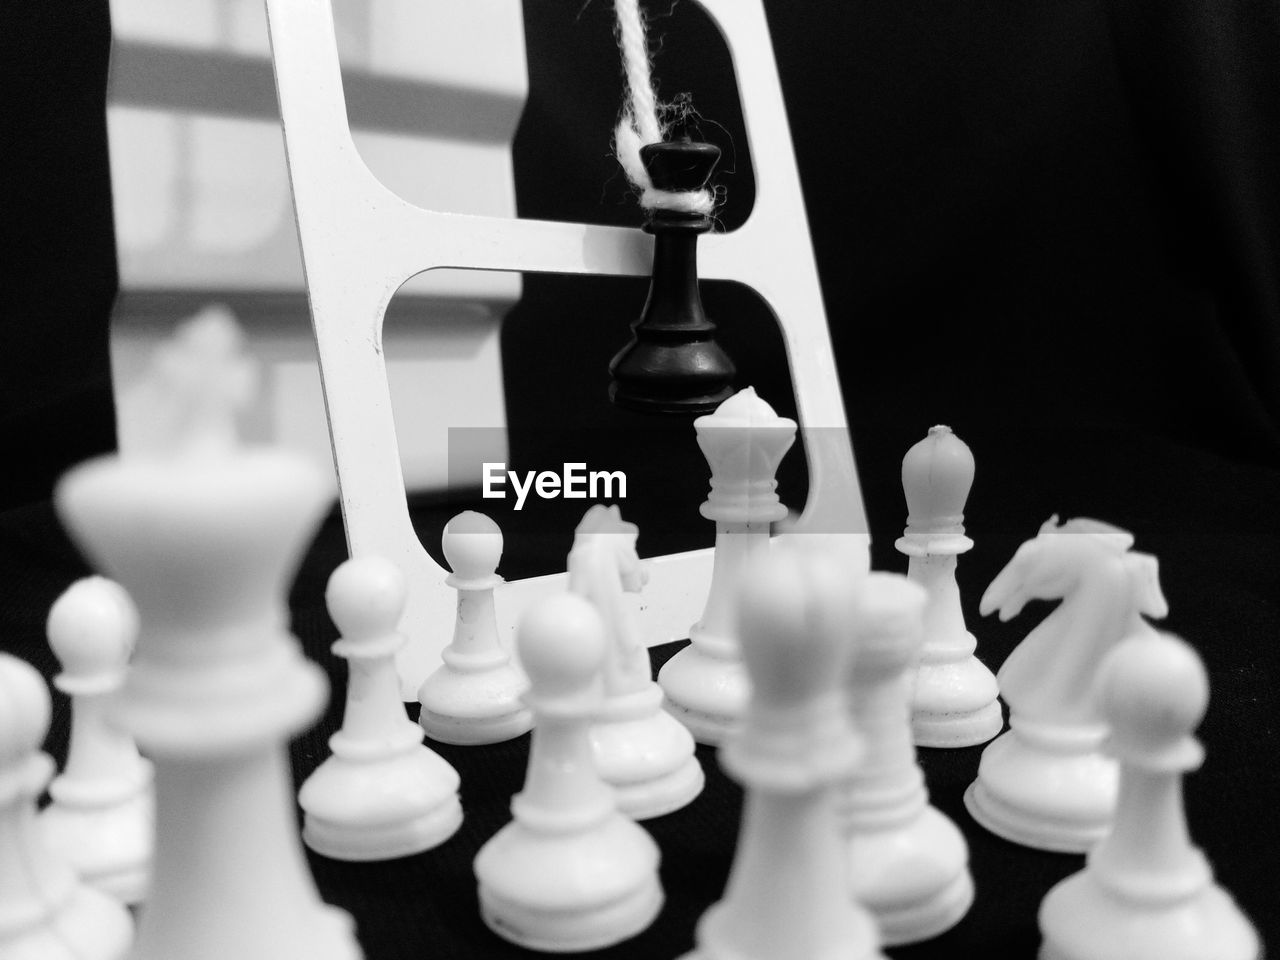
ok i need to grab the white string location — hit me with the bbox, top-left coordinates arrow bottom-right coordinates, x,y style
613,0 -> 715,215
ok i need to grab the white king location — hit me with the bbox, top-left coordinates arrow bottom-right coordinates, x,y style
54,308 -> 361,960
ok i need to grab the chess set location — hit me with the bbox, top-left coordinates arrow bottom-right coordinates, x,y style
1,1 -> 1273,959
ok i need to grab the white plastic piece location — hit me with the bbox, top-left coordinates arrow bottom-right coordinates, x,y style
0,653 -> 134,960
569,505 -> 704,820
683,546 -> 884,960
840,573 -> 973,945
39,576 -> 154,905
300,557 -> 463,860
659,388 -> 797,745
264,0 -> 871,697
1038,632 -> 1261,960
965,517 -> 1168,853
896,425 -> 1002,747
474,593 -> 663,953
417,513 -> 532,745
54,313 -> 361,960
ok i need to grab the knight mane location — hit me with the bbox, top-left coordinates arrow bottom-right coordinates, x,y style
1041,515 -> 1135,551
574,503 -> 639,539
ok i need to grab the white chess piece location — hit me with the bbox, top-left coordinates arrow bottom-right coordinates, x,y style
840,572 -> 973,944
300,557 -> 463,860
966,517 -> 1167,852
417,512 -> 532,744
474,593 -> 663,953
0,653 -> 134,960
54,309 -> 361,960
659,387 -> 796,745
897,425 -> 1002,747
1038,632 -> 1261,960
40,576 -> 154,905
570,505 -> 704,819
683,546 -> 884,960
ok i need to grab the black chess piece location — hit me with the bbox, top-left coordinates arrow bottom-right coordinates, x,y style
609,140 -> 736,415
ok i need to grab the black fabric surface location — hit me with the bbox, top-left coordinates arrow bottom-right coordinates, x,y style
1,0 -> 1279,956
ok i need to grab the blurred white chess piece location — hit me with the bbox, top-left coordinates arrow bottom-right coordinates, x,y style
55,311 -> 360,960
841,572 -> 973,944
1038,631 -> 1261,960
40,576 -> 154,905
683,544 -> 883,960
0,652 -> 134,959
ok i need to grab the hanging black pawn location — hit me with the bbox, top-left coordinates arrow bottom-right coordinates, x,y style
609,140 -> 736,415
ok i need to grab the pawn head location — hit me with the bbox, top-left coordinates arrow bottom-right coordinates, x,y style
850,573 -> 927,681
326,556 -> 407,642
736,547 -> 853,709
517,593 -> 607,710
0,654 -> 52,766
902,425 -> 975,536
442,511 -> 502,585
1099,631 -> 1208,767
46,576 -> 139,684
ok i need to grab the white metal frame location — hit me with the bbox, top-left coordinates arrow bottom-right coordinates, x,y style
264,0 -> 868,697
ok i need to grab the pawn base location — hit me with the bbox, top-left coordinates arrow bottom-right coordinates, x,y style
911,653 -> 1002,749
1039,871 -> 1261,960
475,811 -> 662,952
299,743 -> 462,862
847,806 -> 973,945
912,700 -> 1004,749
480,874 -> 663,953
304,798 -> 463,862
612,754 -> 705,821
682,899 -> 886,960
40,787 -> 153,905
592,686 -> 705,819
418,662 -> 532,746
419,706 -> 533,747
874,869 -> 974,947
26,885 -> 135,960
657,645 -> 746,747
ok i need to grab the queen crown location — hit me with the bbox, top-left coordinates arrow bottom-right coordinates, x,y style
695,388 -> 796,522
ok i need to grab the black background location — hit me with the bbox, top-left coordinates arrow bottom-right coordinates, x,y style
2,1 -> 1278,957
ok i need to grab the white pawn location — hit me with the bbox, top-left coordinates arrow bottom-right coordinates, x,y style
840,573 -> 973,945
683,547 -> 883,960
1039,632 -> 1261,960
301,557 -> 463,860
418,512 -> 532,744
897,425 -> 1002,747
40,577 -> 154,905
0,653 -> 133,960
660,387 -> 797,745
474,593 -> 663,953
